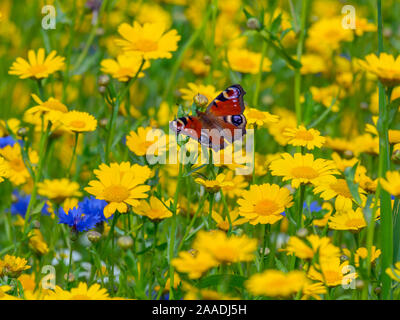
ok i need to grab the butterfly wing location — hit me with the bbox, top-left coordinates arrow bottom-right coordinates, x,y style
205,84 -> 246,116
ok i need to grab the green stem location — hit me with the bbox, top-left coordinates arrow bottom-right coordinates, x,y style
66,242 -> 73,289
376,0 -> 393,300
252,41 -> 267,107
67,132 -> 79,178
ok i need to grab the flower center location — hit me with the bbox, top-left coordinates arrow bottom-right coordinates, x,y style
324,270 -> 341,284
29,64 -> 47,75
291,166 -> 319,179
135,39 -> 158,52
70,294 -> 91,300
10,159 -> 25,172
254,199 -> 280,216
103,185 -> 129,203
295,130 -> 314,141
69,120 -> 86,129
235,58 -> 256,71
345,218 -> 365,228
214,246 -> 237,262
330,179 -> 352,198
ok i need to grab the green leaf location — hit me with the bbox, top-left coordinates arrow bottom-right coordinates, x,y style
197,274 -> 247,290
270,13 -> 282,34
274,257 -> 288,272
344,163 -> 362,206
242,8 -> 254,20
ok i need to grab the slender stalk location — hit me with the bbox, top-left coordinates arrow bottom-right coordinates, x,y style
375,0 -> 393,300
252,41 -> 267,107
67,132 -> 79,178
294,0 -> 308,124
66,242 -> 73,289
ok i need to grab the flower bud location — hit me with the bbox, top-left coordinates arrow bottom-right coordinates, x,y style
296,228 -> 308,238
360,102 -> 369,110
343,150 -> 354,159
392,149 -> 400,164
355,279 -> 364,290
99,118 -> 108,128
117,236 -> 133,250
203,55 -> 212,65
98,85 -> 107,95
374,286 -> 382,295
383,27 -> 392,38
64,272 -> 75,282
17,127 -> 28,137
87,230 -> 102,243
247,17 -> 261,30
32,220 -> 41,229
70,228 -> 79,241
98,74 -> 110,87
194,94 -> 208,108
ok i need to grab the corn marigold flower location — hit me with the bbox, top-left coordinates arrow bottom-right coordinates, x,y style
134,196 -> 173,221
0,285 -> 19,300
358,53 -> 400,87
193,230 -> 257,264
354,246 -> 381,267
227,48 -> 272,74
308,85 -> 341,112
28,229 -> 49,255
0,144 -> 38,186
0,254 -> 31,278
308,257 -> 356,287
61,111 -> 97,133
115,22 -> 180,60
26,94 -> 68,122
283,234 -> 341,262
313,177 -> 366,211
85,162 -> 152,218
283,125 -> 326,150
179,83 -> 218,106
386,262 -> 400,282
244,107 -> 279,128
46,283 -> 110,300
301,282 -> 327,300
126,127 -> 166,157
246,270 -> 309,297
300,54 -> 326,74
219,170 -> 248,198
380,171 -> 400,197
211,209 -> 248,231
0,156 -> 8,183
237,183 -> 293,225
9,48 -> 65,79
194,173 -> 234,193
38,178 -> 82,203
269,153 -> 338,188
328,208 -> 367,232
313,202 -> 333,227
266,107 -> 297,146
100,54 -> 150,82
172,250 -> 219,279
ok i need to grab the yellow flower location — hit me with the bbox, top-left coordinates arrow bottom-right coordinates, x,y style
313,202 -> 333,227
237,183 -> 293,225
0,144 -> 38,186
227,48 -> 271,74
85,162 -> 151,218
300,54 -> 326,74
28,229 -> 49,255
0,255 -> 31,278
193,230 -> 257,264
130,3 -> 172,29
194,173 -> 234,193
115,22 -> 180,60
313,177 -> 366,211
283,125 -> 326,150
126,127 -> 166,157
244,107 -> 279,128
246,270 -> 309,297
308,258 -> 356,287
9,48 -> 65,79
386,262 -> 400,282
0,285 -> 18,300
38,178 -> 82,203
308,85 -> 341,112
380,171 -> 400,197
211,209 -> 248,231
283,234 -> 340,263
134,196 -> 173,221
46,283 -> 110,300
183,284 -> 239,300
0,157 -> 8,183
301,282 -> 327,300
355,17 -> 376,36
328,208 -> 367,232
179,83 -> 218,106
25,94 -> 68,122
172,250 -> 218,279
100,54 -> 150,82
358,53 -> 400,87
61,111 -> 97,133
266,107 -> 297,146
269,153 -> 338,188
220,170 -> 248,198
354,246 -> 381,267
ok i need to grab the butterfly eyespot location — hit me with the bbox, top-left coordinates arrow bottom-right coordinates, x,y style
231,115 -> 243,126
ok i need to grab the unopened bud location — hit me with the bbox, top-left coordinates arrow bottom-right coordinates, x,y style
32,220 -> 41,229
17,127 -> 28,137
11,193 -> 18,203
383,27 -> 392,38
374,286 -> 382,295
343,150 -> 354,159
87,230 -> 102,243
296,228 -> 308,238
247,17 -> 261,30
194,94 -> 208,108
203,55 -> 212,65
98,74 -> 110,87
117,236 -> 133,250
99,118 -> 108,128
262,94 -> 274,106
355,279 -> 364,290
360,102 -> 369,110
64,272 -> 75,282
98,85 -> 107,95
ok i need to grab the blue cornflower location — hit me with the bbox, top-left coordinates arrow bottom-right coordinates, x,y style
0,136 -> 18,149
11,190 -> 49,218
58,206 -> 100,232
79,196 -> 108,222
303,201 -> 322,213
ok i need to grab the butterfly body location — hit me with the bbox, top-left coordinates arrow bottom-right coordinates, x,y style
170,84 -> 247,150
